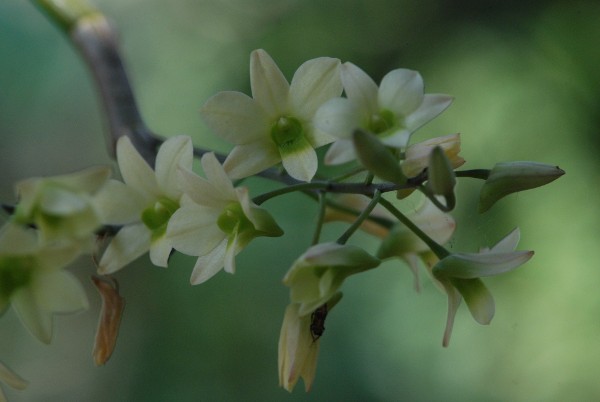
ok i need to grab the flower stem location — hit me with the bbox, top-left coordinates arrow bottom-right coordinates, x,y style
336,190 -> 382,245
378,197 -> 450,260
252,182 -> 326,205
311,192 -> 327,245
455,169 -> 490,180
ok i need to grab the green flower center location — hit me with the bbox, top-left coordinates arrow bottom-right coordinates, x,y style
270,116 -> 305,149
0,256 -> 34,300
368,110 -> 401,136
141,197 -> 180,240
217,202 -> 254,236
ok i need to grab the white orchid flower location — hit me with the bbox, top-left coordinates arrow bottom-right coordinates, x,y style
200,49 -> 342,182
97,135 -> 193,274
166,152 -> 283,285
314,62 -> 453,165
0,224 -> 88,344
431,228 -> 534,346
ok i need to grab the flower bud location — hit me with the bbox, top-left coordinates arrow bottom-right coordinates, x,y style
479,162 -> 565,213
425,146 -> 456,210
402,133 -> 465,178
352,129 -> 406,184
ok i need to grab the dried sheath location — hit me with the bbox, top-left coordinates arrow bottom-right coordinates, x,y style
91,275 -> 125,366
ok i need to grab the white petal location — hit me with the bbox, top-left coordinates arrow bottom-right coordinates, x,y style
433,251 -> 534,279
116,136 -> 158,199
167,205 -> 224,256
223,141 -> 281,180
441,280 -> 461,347
0,224 -> 39,255
48,166 -> 112,195
280,144 -> 318,182
149,235 -> 172,267
454,278 -> 495,325
308,123 -> 337,149
93,179 -> 145,225
11,287 -> 52,344
98,224 -> 151,274
223,233 -> 238,274
340,62 -> 379,114
155,136 -> 193,199
178,169 -> 225,208
380,129 -> 411,148
201,153 -> 236,199
405,94 -> 453,132
189,239 -> 227,285
36,243 -> 81,273
250,49 -> 289,117
402,253 -> 422,292
410,199 -> 456,245
39,187 -> 88,215
237,188 -> 283,236
289,57 -> 342,119
378,69 -> 424,116
34,270 -> 89,313
324,139 -> 356,165
200,91 -> 269,144
489,228 -> 521,253
313,97 -> 362,140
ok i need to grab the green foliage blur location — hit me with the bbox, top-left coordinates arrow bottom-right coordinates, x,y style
1,0 -> 598,400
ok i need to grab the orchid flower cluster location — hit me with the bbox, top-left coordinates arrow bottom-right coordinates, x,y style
0,48 -> 564,397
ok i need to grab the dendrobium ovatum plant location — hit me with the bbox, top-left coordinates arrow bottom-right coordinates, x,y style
0,0 -> 566,398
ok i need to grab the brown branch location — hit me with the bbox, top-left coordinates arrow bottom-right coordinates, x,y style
70,15 -> 160,164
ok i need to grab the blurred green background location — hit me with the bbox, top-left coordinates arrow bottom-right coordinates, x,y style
1,0 -> 598,400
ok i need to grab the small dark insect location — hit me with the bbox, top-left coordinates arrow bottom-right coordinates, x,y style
310,304 -> 328,342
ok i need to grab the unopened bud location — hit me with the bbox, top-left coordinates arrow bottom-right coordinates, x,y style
426,146 -> 456,210
352,130 -> 406,184
479,162 -> 565,213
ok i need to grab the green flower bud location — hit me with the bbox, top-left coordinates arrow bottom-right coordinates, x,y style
427,146 -> 456,196
352,129 -> 406,184
479,161 -> 565,213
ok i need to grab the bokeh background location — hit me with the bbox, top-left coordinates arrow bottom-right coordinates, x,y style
1,0 -> 598,400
